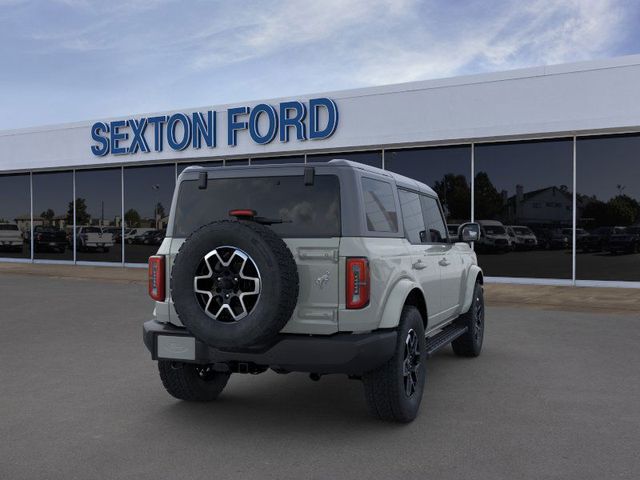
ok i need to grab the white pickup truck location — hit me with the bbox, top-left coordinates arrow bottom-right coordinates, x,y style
143,160 -> 485,422
0,223 -> 24,252
76,227 -> 114,252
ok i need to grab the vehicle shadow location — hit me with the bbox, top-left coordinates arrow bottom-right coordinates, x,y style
149,352 -> 461,435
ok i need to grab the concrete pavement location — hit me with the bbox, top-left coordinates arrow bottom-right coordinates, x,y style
1,273 -> 639,479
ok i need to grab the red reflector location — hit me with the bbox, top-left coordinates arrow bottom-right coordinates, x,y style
148,255 -> 165,301
229,209 -> 256,218
346,257 -> 369,309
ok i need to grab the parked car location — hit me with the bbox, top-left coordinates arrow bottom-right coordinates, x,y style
582,226 -> 626,252
506,225 -> 538,250
143,160 -> 485,423
125,228 -> 154,245
533,228 -> 569,250
607,226 -> 640,254
33,226 -> 67,253
103,227 -> 123,244
0,223 -> 24,252
76,226 -> 114,252
140,229 -> 165,246
477,220 -> 511,252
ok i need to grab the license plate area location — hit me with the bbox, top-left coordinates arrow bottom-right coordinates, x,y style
157,335 -> 196,360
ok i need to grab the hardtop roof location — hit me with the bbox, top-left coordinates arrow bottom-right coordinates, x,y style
182,159 -> 438,197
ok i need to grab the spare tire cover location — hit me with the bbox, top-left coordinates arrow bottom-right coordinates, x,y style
171,220 -> 299,349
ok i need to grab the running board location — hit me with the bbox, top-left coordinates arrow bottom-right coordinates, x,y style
425,325 -> 468,358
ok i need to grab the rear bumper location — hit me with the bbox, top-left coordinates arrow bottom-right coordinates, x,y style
143,319 -> 397,375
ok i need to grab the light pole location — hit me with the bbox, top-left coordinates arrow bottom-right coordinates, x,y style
152,184 -> 160,229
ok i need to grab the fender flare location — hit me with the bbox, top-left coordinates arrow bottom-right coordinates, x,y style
378,278 -> 426,329
460,265 -> 483,314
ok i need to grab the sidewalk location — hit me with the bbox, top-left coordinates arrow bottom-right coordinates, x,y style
0,262 -> 638,313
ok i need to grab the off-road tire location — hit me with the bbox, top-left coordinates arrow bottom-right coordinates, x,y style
158,361 -> 230,401
171,220 -> 299,349
452,281 -> 484,357
362,306 -> 426,423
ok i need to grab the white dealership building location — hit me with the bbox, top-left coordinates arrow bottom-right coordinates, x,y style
0,55 -> 639,287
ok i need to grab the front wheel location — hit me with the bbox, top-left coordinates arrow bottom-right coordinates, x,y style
362,305 -> 426,423
452,281 -> 485,357
158,361 -> 230,401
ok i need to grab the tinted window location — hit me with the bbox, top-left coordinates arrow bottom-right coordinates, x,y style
474,139 -> 573,279
0,174 -> 30,259
577,134 -> 640,281
75,168 -> 122,263
385,146 -> 471,224
32,171 -> 73,260
124,165 -> 175,263
225,159 -> 249,166
173,175 -> 340,238
309,151 -> 382,168
362,177 -> 398,233
421,195 -> 447,243
398,189 -> 426,244
251,155 -> 304,165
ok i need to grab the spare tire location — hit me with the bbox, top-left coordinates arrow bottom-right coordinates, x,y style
171,220 -> 299,349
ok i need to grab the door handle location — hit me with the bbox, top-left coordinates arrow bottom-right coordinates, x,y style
438,258 -> 450,267
412,259 -> 427,270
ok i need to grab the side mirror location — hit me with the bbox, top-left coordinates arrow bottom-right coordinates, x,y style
458,222 -> 481,243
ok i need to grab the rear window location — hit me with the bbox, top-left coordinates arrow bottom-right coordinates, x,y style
0,224 -> 18,231
173,175 -> 341,238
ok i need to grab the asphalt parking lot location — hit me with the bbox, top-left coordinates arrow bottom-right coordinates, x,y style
1,274 -> 639,480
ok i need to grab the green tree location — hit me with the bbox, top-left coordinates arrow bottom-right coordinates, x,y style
40,208 -> 55,225
125,209 -> 141,228
433,174 -> 471,221
67,198 -> 91,226
474,172 -> 504,220
607,196 -> 636,226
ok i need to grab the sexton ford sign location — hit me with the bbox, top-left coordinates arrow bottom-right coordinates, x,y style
90,98 -> 338,156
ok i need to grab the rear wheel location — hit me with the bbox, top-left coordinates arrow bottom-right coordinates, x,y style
362,306 -> 426,423
158,361 -> 230,401
452,281 -> 484,357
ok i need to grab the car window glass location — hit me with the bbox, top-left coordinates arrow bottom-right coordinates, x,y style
361,178 -> 398,233
173,175 -> 341,238
420,195 -> 447,243
398,189 -> 426,244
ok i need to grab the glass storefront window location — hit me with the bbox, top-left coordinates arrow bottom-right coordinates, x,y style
225,159 -> 249,166
178,161 -> 223,176
0,174 -> 31,259
577,134 -> 640,281
385,145 -> 471,224
474,139 -> 573,279
32,171 -> 74,260
123,164 -> 175,263
75,168 -> 122,263
308,150 -> 382,168
251,155 -> 305,165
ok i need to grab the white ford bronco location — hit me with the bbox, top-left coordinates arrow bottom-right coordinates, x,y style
143,160 -> 484,422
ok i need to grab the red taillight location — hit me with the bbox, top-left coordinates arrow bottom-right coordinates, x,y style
346,257 -> 369,309
148,255 -> 165,301
229,209 -> 256,218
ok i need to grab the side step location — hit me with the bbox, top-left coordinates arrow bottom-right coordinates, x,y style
425,324 -> 468,358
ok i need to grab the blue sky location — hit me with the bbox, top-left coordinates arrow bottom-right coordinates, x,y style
1,0 -> 639,130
